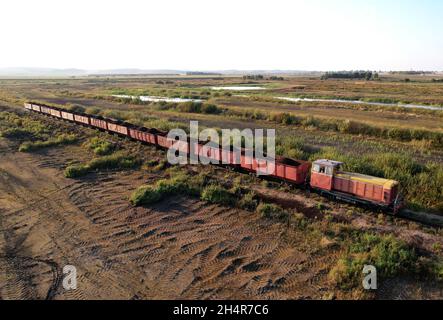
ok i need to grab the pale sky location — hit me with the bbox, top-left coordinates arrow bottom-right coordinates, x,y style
1,0 -> 442,71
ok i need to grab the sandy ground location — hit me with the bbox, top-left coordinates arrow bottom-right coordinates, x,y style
0,139 -> 334,299
0,109 -> 442,300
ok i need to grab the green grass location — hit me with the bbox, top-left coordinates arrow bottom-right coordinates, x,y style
0,112 -> 51,140
84,137 -> 115,155
267,113 -> 443,148
64,164 -> 91,178
67,104 -> 86,113
238,191 -> 258,211
329,233 -> 418,290
257,203 -> 289,221
19,134 -> 77,152
131,168 -> 262,209
130,170 -> 202,205
200,184 -> 236,206
64,151 -> 140,178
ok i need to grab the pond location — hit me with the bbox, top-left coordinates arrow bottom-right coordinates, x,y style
210,86 -> 265,91
112,94 -> 202,103
276,97 -> 443,111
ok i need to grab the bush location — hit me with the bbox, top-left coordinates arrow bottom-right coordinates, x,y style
85,137 -> 115,155
1,127 -> 33,139
64,164 -> 90,178
68,104 -> 86,113
64,152 -> 140,178
19,134 -> 77,152
201,104 -> 221,114
238,191 -> 258,211
387,128 -> 412,141
0,112 -> 51,140
88,152 -> 140,170
177,101 -> 202,113
200,185 -> 236,206
329,233 -> 417,289
87,107 -> 101,115
257,203 -> 289,221
130,185 -> 162,205
130,171 -> 202,206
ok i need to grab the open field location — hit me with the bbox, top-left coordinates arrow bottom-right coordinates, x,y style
1,75 -> 443,299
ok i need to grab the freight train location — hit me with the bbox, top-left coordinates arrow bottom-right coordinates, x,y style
24,102 -> 404,213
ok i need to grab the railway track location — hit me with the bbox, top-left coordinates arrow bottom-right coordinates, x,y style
398,209 -> 443,228
24,102 -> 443,229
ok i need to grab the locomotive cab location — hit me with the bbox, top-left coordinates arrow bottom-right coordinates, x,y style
310,159 -> 343,191
310,159 -> 403,213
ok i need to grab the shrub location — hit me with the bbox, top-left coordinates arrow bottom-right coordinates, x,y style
201,104 -> 221,114
64,164 -> 90,178
178,101 -> 202,113
130,185 -> 162,205
87,107 -> 101,115
257,203 -> 289,221
88,152 -> 140,170
432,260 -> 443,280
102,109 -> 130,120
19,134 -> 77,152
1,127 -> 33,139
239,191 -> 258,211
85,137 -> 115,155
67,104 -> 86,113
0,112 -> 51,140
329,233 -> 417,289
200,185 -> 236,206
387,128 -> 412,141
130,171 -> 203,206
64,152 -> 140,178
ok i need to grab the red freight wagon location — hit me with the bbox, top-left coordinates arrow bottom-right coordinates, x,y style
128,127 -> 157,145
156,133 -> 174,149
50,108 -> 61,118
40,106 -> 52,114
192,142 -> 221,162
107,121 -> 128,135
172,140 -> 189,154
61,111 -> 74,121
310,159 -> 401,210
31,104 -> 41,112
129,127 -> 156,144
90,117 -> 108,130
220,147 -> 240,166
240,149 -> 255,172
145,128 -> 160,145
74,114 -> 90,125
255,158 -> 276,176
273,157 -> 311,184
129,127 -> 145,142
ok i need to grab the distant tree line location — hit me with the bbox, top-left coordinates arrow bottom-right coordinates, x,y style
321,71 -> 379,80
389,71 -> 435,75
243,74 -> 264,80
242,74 -> 284,81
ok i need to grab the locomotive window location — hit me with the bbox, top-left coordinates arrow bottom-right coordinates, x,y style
319,166 -> 326,173
384,191 -> 389,201
326,166 -> 333,175
313,164 -> 320,172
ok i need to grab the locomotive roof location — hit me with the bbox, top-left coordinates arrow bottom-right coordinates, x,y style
335,171 -> 398,189
313,159 -> 344,167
